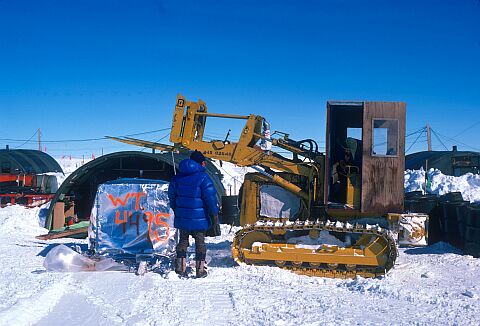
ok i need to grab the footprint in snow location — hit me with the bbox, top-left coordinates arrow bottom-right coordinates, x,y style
462,290 -> 475,298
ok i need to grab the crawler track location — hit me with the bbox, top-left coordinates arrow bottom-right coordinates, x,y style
232,219 -> 398,279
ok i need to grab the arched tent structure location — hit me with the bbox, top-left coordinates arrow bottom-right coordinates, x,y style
45,151 -> 225,230
0,149 -> 63,174
406,150 -> 480,176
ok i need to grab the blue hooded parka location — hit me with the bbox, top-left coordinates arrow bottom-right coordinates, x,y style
168,159 -> 218,231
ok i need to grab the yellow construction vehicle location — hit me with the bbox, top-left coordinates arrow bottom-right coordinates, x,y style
110,94 -> 406,278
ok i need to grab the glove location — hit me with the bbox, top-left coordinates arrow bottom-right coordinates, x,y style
206,214 -> 221,237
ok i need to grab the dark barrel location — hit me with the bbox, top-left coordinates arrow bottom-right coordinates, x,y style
455,201 -> 470,248
465,205 -> 480,228
404,199 -> 419,213
436,192 -> 465,248
221,195 -> 240,225
405,191 -> 424,200
439,192 -> 464,203
464,205 -> 480,257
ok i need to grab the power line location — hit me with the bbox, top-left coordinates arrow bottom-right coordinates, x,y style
123,128 -> 171,138
452,120 -> 480,138
44,145 -> 131,152
13,130 -> 38,149
406,128 -> 426,153
0,127 -> 171,144
140,133 -> 171,152
430,128 -> 449,151
406,127 -> 427,138
432,130 -> 480,152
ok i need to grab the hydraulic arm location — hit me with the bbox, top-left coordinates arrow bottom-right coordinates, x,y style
109,94 -> 399,279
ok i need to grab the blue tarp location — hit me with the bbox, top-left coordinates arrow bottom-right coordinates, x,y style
88,178 -> 176,257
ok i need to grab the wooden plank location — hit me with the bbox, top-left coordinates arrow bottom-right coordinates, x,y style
36,226 -> 89,240
52,202 -> 65,230
361,102 -> 406,214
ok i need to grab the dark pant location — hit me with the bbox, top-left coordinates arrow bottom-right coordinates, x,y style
176,229 -> 206,261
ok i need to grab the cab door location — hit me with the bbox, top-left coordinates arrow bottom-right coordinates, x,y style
361,102 -> 406,214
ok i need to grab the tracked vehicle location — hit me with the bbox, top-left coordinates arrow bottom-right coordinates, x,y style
110,94 -> 406,278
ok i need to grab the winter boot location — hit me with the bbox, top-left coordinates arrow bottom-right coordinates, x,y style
175,257 -> 186,276
195,260 -> 207,278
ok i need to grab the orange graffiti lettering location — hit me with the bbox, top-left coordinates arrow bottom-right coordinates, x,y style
152,220 -> 170,242
115,210 -> 128,224
143,211 -> 170,244
132,192 -> 147,210
108,193 -> 131,207
155,212 -> 170,220
144,211 -> 154,235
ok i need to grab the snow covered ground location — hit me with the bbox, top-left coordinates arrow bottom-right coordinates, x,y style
2,159 -> 477,324
0,205 -> 479,325
405,168 -> 480,203
56,157 -> 92,176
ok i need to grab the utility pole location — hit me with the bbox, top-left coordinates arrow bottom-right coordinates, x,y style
426,124 -> 432,151
38,128 -> 41,151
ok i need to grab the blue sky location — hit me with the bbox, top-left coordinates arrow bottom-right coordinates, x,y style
0,0 -> 479,157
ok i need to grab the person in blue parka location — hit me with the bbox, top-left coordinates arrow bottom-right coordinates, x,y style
168,150 -> 219,278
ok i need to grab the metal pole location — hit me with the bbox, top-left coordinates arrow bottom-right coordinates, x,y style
38,128 -> 41,151
426,124 -> 432,151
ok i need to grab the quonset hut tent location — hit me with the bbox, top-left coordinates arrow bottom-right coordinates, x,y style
406,149 -> 480,176
0,149 -> 63,205
44,151 -> 225,231
0,148 -> 62,174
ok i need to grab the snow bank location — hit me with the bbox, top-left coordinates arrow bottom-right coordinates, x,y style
210,160 -> 255,195
1,205 -> 480,324
405,168 -> 480,203
2,158 -> 480,324
0,204 -> 48,238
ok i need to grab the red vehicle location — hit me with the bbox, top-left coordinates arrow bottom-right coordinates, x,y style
0,173 -> 56,207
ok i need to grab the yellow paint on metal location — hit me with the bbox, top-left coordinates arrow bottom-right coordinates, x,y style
109,94 -> 401,279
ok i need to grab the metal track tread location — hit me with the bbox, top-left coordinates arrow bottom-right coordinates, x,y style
231,219 -> 398,279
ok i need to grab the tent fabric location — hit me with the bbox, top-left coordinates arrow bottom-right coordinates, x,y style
0,149 -> 63,174
259,184 -> 301,219
89,178 -> 176,257
45,151 -> 225,230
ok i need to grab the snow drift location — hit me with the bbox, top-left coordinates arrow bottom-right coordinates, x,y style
405,168 -> 480,203
1,204 -> 480,325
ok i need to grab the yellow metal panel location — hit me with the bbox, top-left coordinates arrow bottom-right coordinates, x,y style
239,179 -> 259,226
170,94 -> 186,144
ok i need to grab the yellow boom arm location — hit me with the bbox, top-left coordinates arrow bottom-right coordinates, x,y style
110,94 -> 324,202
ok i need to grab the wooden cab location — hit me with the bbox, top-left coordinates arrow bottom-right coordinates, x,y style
325,101 -> 406,217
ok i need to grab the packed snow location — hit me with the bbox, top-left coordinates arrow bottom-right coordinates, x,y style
210,160 -> 254,196
404,168 -> 480,202
0,205 -> 479,325
0,160 -> 479,324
